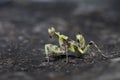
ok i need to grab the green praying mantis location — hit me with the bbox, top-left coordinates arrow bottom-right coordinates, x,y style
45,27 -> 107,63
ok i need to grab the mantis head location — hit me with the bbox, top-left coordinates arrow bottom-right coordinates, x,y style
48,27 -> 56,38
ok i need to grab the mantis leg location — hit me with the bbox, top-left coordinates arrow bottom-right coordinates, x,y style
65,45 -> 69,63
45,44 -> 65,62
77,41 -> 107,57
77,41 -> 100,54
45,44 -> 51,62
89,41 -> 108,58
77,44 -> 90,54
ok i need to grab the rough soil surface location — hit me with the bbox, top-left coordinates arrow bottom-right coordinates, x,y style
0,2 -> 120,80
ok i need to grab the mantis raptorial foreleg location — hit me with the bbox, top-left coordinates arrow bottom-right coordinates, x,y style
76,41 -> 107,57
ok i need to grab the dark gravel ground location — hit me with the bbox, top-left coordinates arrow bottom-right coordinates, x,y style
0,2 -> 120,80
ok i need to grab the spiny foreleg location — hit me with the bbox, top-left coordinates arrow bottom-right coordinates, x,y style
77,43 -> 91,54
77,41 -> 107,57
77,41 -> 100,54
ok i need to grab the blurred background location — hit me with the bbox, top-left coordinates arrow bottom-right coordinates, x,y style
0,0 -> 120,44
0,0 -> 120,80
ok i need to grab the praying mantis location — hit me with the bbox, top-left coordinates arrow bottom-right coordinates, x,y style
45,27 -> 107,63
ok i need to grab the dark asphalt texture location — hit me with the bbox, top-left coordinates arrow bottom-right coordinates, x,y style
0,2 -> 120,80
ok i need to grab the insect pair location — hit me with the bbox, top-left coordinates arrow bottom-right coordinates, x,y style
45,27 -> 106,63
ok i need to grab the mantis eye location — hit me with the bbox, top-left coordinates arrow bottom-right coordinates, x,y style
48,27 -> 55,37
89,42 -> 93,45
77,39 -> 80,42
